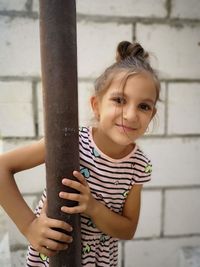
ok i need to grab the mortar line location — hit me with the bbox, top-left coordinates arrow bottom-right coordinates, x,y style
165,81 -> 169,135
165,0 -> 172,19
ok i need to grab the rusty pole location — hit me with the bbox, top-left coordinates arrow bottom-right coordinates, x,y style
39,1 -> 81,266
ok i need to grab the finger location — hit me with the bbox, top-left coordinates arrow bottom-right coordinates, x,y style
62,179 -> 84,193
48,218 -> 73,233
59,192 -> 82,202
44,238 -> 69,251
61,205 -> 84,214
46,228 -> 73,244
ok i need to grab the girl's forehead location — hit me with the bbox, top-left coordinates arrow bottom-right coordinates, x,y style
107,72 -> 157,99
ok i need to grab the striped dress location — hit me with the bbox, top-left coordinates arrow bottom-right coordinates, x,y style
26,127 -> 152,267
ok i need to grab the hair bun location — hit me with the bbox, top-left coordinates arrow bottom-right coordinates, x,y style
116,41 -> 149,62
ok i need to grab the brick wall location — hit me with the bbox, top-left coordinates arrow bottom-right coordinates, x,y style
0,1 -> 200,266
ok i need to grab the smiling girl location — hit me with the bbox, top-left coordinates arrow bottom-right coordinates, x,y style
0,41 -> 160,267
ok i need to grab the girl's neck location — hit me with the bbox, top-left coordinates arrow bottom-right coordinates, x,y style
92,127 -> 135,160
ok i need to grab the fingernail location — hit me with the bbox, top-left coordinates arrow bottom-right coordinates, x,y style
69,227 -> 73,232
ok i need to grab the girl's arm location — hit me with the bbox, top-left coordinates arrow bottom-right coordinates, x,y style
0,140 -> 73,256
0,139 -> 45,235
60,171 -> 142,240
87,183 -> 142,239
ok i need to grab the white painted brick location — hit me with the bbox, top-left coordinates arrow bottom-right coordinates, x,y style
15,165 -> 45,194
11,249 -> 27,267
118,241 -> 123,267
125,237 -> 200,267
0,0 -> 27,11
135,190 -> 162,238
168,83 -> 200,134
2,139 -> 45,193
76,0 -> 167,18
171,0 -> 200,19
138,137 -> 200,187
0,207 -> 7,235
180,247 -> 200,267
32,0 -> 39,12
165,189 -> 200,235
0,81 -> 32,102
0,103 -> 34,137
0,17 -> 40,76
24,195 -> 39,211
0,232 -> 11,267
78,81 -> 94,127
0,81 -> 34,137
77,22 -> 133,78
136,24 -> 200,79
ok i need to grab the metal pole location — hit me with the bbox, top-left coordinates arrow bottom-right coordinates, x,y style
39,1 -> 82,266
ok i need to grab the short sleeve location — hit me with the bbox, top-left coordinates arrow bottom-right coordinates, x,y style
132,149 -> 152,185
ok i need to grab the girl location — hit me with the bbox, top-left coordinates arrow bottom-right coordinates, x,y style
0,41 -> 160,267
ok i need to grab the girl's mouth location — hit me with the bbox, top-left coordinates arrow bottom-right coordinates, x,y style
115,124 -> 137,131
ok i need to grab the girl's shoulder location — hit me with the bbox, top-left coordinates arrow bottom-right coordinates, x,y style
133,145 -> 151,165
131,146 -> 153,183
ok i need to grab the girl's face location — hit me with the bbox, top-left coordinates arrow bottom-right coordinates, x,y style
91,72 -> 157,156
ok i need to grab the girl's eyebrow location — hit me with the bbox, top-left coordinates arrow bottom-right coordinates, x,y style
110,92 -> 125,97
142,98 -> 155,104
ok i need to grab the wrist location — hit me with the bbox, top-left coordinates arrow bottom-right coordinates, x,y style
87,197 -> 102,219
20,213 -> 36,238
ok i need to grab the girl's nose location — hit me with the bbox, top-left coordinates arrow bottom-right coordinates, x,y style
123,106 -> 138,122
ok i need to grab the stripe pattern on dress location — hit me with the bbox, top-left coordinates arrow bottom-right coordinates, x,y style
26,127 -> 152,267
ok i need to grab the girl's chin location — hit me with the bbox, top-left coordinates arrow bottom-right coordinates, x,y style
110,136 -> 135,148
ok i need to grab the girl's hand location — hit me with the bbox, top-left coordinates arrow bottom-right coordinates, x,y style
59,171 -> 97,217
24,201 -> 73,257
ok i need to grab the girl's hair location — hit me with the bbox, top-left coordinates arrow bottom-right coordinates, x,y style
94,41 -> 160,103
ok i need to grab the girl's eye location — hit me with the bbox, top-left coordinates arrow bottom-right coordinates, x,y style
112,97 -> 126,105
139,103 -> 152,111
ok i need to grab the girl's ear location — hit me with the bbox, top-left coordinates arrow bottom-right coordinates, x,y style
90,96 -> 100,120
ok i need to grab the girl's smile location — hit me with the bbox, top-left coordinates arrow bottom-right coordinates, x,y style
116,123 -> 137,132
115,123 -> 137,132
